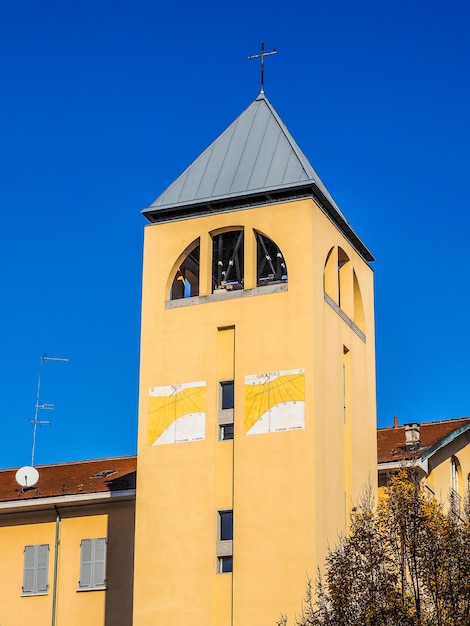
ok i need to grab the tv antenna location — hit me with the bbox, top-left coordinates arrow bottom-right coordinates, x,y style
30,354 -> 69,466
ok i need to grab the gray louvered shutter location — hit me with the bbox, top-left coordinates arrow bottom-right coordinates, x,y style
80,538 -> 107,588
79,539 -> 93,588
23,544 -> 49,594
23,545 -> 36,594
93,538 -> 107,587
36,544 -> 49,593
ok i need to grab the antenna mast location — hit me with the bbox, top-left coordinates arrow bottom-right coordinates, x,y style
31,354 -> 69,466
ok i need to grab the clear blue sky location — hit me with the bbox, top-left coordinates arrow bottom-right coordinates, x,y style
1,0 -> 469,468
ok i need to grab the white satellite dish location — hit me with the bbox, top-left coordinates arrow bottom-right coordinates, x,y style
15,466 -> 39,488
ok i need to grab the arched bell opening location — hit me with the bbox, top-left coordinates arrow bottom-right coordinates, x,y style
255,231 -> 287,287
169,239 -> 200,301
212,229 -> 244,292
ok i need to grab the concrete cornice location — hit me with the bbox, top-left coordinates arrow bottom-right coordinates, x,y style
0,488 -> 136,515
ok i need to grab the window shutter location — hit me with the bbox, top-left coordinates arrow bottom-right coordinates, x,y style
23,545 -> 36,594
93,538 -> 107,587
36,544 -> 49,593
79,539 -> 93,588
80,538 -> 107,589
23,544 -> 49,594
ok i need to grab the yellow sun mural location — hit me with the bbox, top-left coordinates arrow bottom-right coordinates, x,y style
244,369 -> 305,435
148,381 -> 206,445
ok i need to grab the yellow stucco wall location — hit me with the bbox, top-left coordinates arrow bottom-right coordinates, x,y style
0,501 -> 134,626
378,430 -> 470,515
133,198 -> 377,625
427,432 -> 470,509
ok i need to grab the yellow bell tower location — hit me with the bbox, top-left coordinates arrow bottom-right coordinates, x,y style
133,93 -> 377,625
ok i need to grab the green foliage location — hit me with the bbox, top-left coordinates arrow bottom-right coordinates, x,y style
280,469 -> 470,626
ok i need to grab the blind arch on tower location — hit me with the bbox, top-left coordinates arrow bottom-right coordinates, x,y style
353,269 -> 365,332
323,246 -> 366,333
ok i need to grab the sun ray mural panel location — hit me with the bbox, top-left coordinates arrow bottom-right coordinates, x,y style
148,381 -> 206,445
244,369 -> 305,435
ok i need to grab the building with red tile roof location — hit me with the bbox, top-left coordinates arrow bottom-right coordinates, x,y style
3,86 -> 469,626
0,456 -> 136,510
2,418 -> 470,626
0,456 -> 136,625
377,417 -> 470,510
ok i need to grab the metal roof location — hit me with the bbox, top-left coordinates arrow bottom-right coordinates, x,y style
143,93 -> 374,262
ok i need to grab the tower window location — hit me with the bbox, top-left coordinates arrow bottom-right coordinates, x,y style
170,240 -> 200,300
212,230 -> 244,292
256,232 -> 287,286
220,424 -> 234,440
218,381 -> 234,441
219,510 -> 233,541
218,556 -> 233,573
220,381 -> 234,410
216,510 -> 233,573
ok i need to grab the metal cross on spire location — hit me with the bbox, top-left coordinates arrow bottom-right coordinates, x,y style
248,42 -> 277,94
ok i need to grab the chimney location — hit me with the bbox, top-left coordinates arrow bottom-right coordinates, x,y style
393,415 -> 399,429
404,423 -> 420,449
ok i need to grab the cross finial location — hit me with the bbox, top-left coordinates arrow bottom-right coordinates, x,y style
248,42 -> 277,95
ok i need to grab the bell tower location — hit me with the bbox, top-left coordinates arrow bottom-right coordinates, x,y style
133,93 -> 377,625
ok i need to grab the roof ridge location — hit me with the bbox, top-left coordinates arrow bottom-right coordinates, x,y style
378,416 -> 470,432
0,454 -> 137,473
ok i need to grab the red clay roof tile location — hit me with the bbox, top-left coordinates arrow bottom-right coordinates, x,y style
377,417 -> 470,464
0,456 -> 136,503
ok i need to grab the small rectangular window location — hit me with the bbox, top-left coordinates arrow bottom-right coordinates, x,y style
219,510 -> 233,541
218,381 -> 234,441
216,510 -> 233,573
220,381 -> 234,410
218,556 -> 233,573
23,544 -> 49,595
79,538 -> 107,590
220,424 -> 234,441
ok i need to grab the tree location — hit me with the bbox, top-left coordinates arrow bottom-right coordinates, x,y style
279,468 -> 470,626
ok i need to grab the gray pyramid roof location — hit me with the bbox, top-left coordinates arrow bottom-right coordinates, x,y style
143,94 -> 373,261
